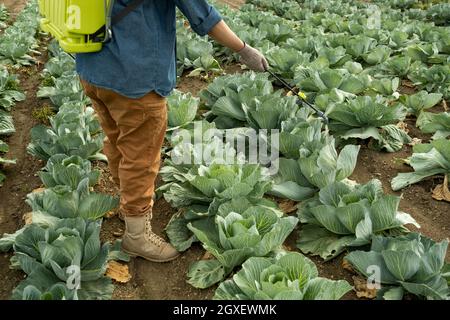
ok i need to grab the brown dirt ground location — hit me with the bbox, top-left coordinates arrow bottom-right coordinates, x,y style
0,0 -> 49,300
0,0 -> 27,18
0,0 -> 449,301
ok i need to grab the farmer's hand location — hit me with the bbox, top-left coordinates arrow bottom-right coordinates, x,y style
237,43 -> 269,72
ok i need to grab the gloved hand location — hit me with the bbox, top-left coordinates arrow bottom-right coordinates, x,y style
237,43 -> 269,72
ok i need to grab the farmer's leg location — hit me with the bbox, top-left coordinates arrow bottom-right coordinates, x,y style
81,80 -> 121,186
85,84 -> 178,262
98,91 -> 166,216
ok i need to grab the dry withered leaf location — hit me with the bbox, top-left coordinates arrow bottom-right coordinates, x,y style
342,258 -> 355,273
113,229 -> 124,237
352,275 -> 378,299
408,137 -> 422,147
106,261 -> 131,283
282,244 -> 295,251
201,251 -> 214,260
32,187 -> 45,194
105,210 -> 117,219
23,212 -> 33,225
443,100 -> 448,112
402,80 -> 415,88
396,121 -> 409,133
278,199 -> 298,214
432,175 -> 450,203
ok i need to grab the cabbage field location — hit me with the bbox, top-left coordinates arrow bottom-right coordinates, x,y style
0,0 -> 449,301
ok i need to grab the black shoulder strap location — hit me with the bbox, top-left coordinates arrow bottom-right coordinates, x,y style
89,0 -> 145,42
112,0 -> 145,25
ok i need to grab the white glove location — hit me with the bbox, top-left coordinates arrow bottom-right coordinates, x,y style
237,43 -> 269,72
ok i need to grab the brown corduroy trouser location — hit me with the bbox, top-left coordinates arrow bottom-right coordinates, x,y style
81,80 -> 167,217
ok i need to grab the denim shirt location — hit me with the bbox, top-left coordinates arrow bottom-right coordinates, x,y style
76,0 -> 222,98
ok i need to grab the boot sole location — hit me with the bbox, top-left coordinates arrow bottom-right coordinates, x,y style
122,248 -> 180,263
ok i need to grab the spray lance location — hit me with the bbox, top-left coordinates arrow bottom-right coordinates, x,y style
265,69 -> 329,124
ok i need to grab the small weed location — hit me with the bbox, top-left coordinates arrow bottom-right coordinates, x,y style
41,75 -> 54,87
32,104 -> 55,124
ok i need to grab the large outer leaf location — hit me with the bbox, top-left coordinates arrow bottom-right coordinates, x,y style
77,277 -> 114,300
302,278 -> 352,300
336,202 -> 368,233
345,251 -> 398,284
232,257 -> 274,298
399,277 -> 449,300
391,169 -> 446,191
214,280 -> 247,300
255,216 -> 298,256
370,195 -> 399,232
297,224 -> 355,260
187,259 -> 226,289
381,250 -> 421,281
310,205 -> 352,235
276,252 -> 318,287
0,110 -> 14,135
269,181 -> 316,201
336,145 -> 360,180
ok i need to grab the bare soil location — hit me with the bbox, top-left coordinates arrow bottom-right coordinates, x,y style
1,0 -> 27,18
0,0 -> 49,299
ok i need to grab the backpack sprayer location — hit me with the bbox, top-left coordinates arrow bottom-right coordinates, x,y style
266,69 -> 329,123
38,0 -> 144,53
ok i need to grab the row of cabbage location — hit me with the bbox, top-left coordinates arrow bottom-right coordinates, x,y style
161,0 -> 450,300
232,0 -> 450,190
0,2 -> 40,185
0,7 -> 128,298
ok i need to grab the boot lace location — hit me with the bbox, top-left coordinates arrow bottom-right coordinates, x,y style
144,212 -> 165,247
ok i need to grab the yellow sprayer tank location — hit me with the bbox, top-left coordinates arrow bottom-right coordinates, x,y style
38,0 -> 112,53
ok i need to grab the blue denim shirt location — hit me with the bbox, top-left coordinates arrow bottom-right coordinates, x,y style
76,0 -> 222,98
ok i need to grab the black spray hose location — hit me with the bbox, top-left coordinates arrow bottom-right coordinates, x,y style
266,69 -> 329,124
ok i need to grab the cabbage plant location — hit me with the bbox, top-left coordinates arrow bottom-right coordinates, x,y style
188,55 -> 222,78
392,139 -> 450,191
43,52 -> 76,78
406,43 -> 447,64
186,199 -> 298,288
0,109 -> 14,135
294,66 -> 370,98
399,91 -> 443,116
376,56 -> 413,78
25,178 -> 118,227
297,179 -> 419,260
200,72 -> 272,109
408,64 -> 450,100
165,196 -> 277,252
0,67 -> 25,111
163,162 -> 272,208
38,154 -> 101,190
298,136 -> 360,189
167,90 -> 199,129
214,252 -> 352,300
265,47 -> 311,81
37,72 -> 89,108
0,1 -> 39,66
427,3 -> 450,26
27,104 -> 106,161
11,218 -> 118,300
270,117 -> 359,201
0,139 -> 15,186
417,112 -> 450,140
345,233 -> 449,300
327,96 -> 411,152
176,29 -> 218,77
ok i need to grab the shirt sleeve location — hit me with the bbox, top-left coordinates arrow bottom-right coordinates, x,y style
174,0 -> 223,36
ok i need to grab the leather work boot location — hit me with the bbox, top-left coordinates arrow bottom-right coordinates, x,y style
122,212 -> 180,262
